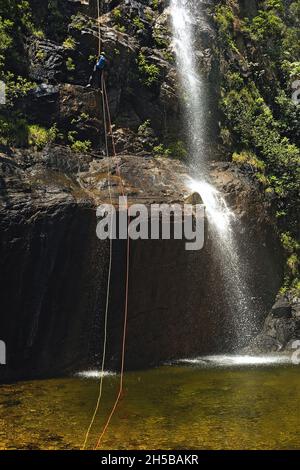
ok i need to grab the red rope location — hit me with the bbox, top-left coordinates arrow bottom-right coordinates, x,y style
94,79 -> 130,450
83,0 -> 130,450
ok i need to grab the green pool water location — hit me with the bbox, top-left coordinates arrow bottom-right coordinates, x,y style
0,362 -> 299,450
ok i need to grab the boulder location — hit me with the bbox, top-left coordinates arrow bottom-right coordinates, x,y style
244,293 -> 300,353
271,297 -> 292,319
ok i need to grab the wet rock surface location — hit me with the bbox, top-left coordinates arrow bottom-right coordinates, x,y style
244,294 -> 300,354
0,144 -> 283,379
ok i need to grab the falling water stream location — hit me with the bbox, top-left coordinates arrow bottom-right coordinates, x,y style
171,0 -> 259,347
170,0 -> 206,163
1,0 -> 299,451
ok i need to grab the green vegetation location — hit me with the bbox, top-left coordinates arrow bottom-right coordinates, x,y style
232,150 -> 266,172
112,7 -> 126,32
280,232 -> 300,293
88,54 -> 97,64
145,9 -> 154,23
138,121 -> 186,160
112,8 -> 122,21
71,140 -> 92,153
0,112 -> 28,146
214,4 -> 237,51
70,13 -> 93,31
0,1 -> 37,75
138,119 -> 152,135
222,84 -> 299,199
137,52 -> 160,87
66,57 -> 75,72
32,29 -> 44,39
0,118 -> 60,149
71,113 -> 90,126
153,141 -> 187,160
115,24 -> 126,33
153,25 -> 170,49
0,1 -> 39,146
151,0 -> 159,10
243,0 -> 285,42
63,36 -> 76,50
162,50 -> 173,62
154,36 -> 169,48
215,0 -> 300,293
28,124 -> 59,150
68,130 -> 91,153
35,49 -> 46,61
0,71 -> 35,146
4,73 -> 35,105
133,16 -> 144,30
0,16 -> 13,69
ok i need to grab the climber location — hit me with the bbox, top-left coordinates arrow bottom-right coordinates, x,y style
86,52 -> 108,89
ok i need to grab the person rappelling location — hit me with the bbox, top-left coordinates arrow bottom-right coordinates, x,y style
86,52 -> 108,89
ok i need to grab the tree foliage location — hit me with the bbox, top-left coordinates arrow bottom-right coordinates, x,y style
215,0 -> 300,291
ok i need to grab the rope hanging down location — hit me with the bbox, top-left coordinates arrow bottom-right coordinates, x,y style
97,0 -> 101,55
82,74 -> 112,450
82,0 -> 131,450
94,79 -> 131,451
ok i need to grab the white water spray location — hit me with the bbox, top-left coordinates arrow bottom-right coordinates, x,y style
170,0 -> 260,348
187,178 -> 258,345
177,354 -> 292,367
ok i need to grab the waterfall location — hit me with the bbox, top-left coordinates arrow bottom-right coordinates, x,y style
170,0 -> 260,349
187,178 -> 258,347
171,0 -> 206,167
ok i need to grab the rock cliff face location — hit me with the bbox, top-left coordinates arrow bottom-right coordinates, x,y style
15,0 -> 221,157
0,0 -> 294,381
0,144 -> 283,380
22,0 -> 183,155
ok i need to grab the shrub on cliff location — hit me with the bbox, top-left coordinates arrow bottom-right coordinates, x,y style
137,52 -> 160,87
28,124 -> 58,150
